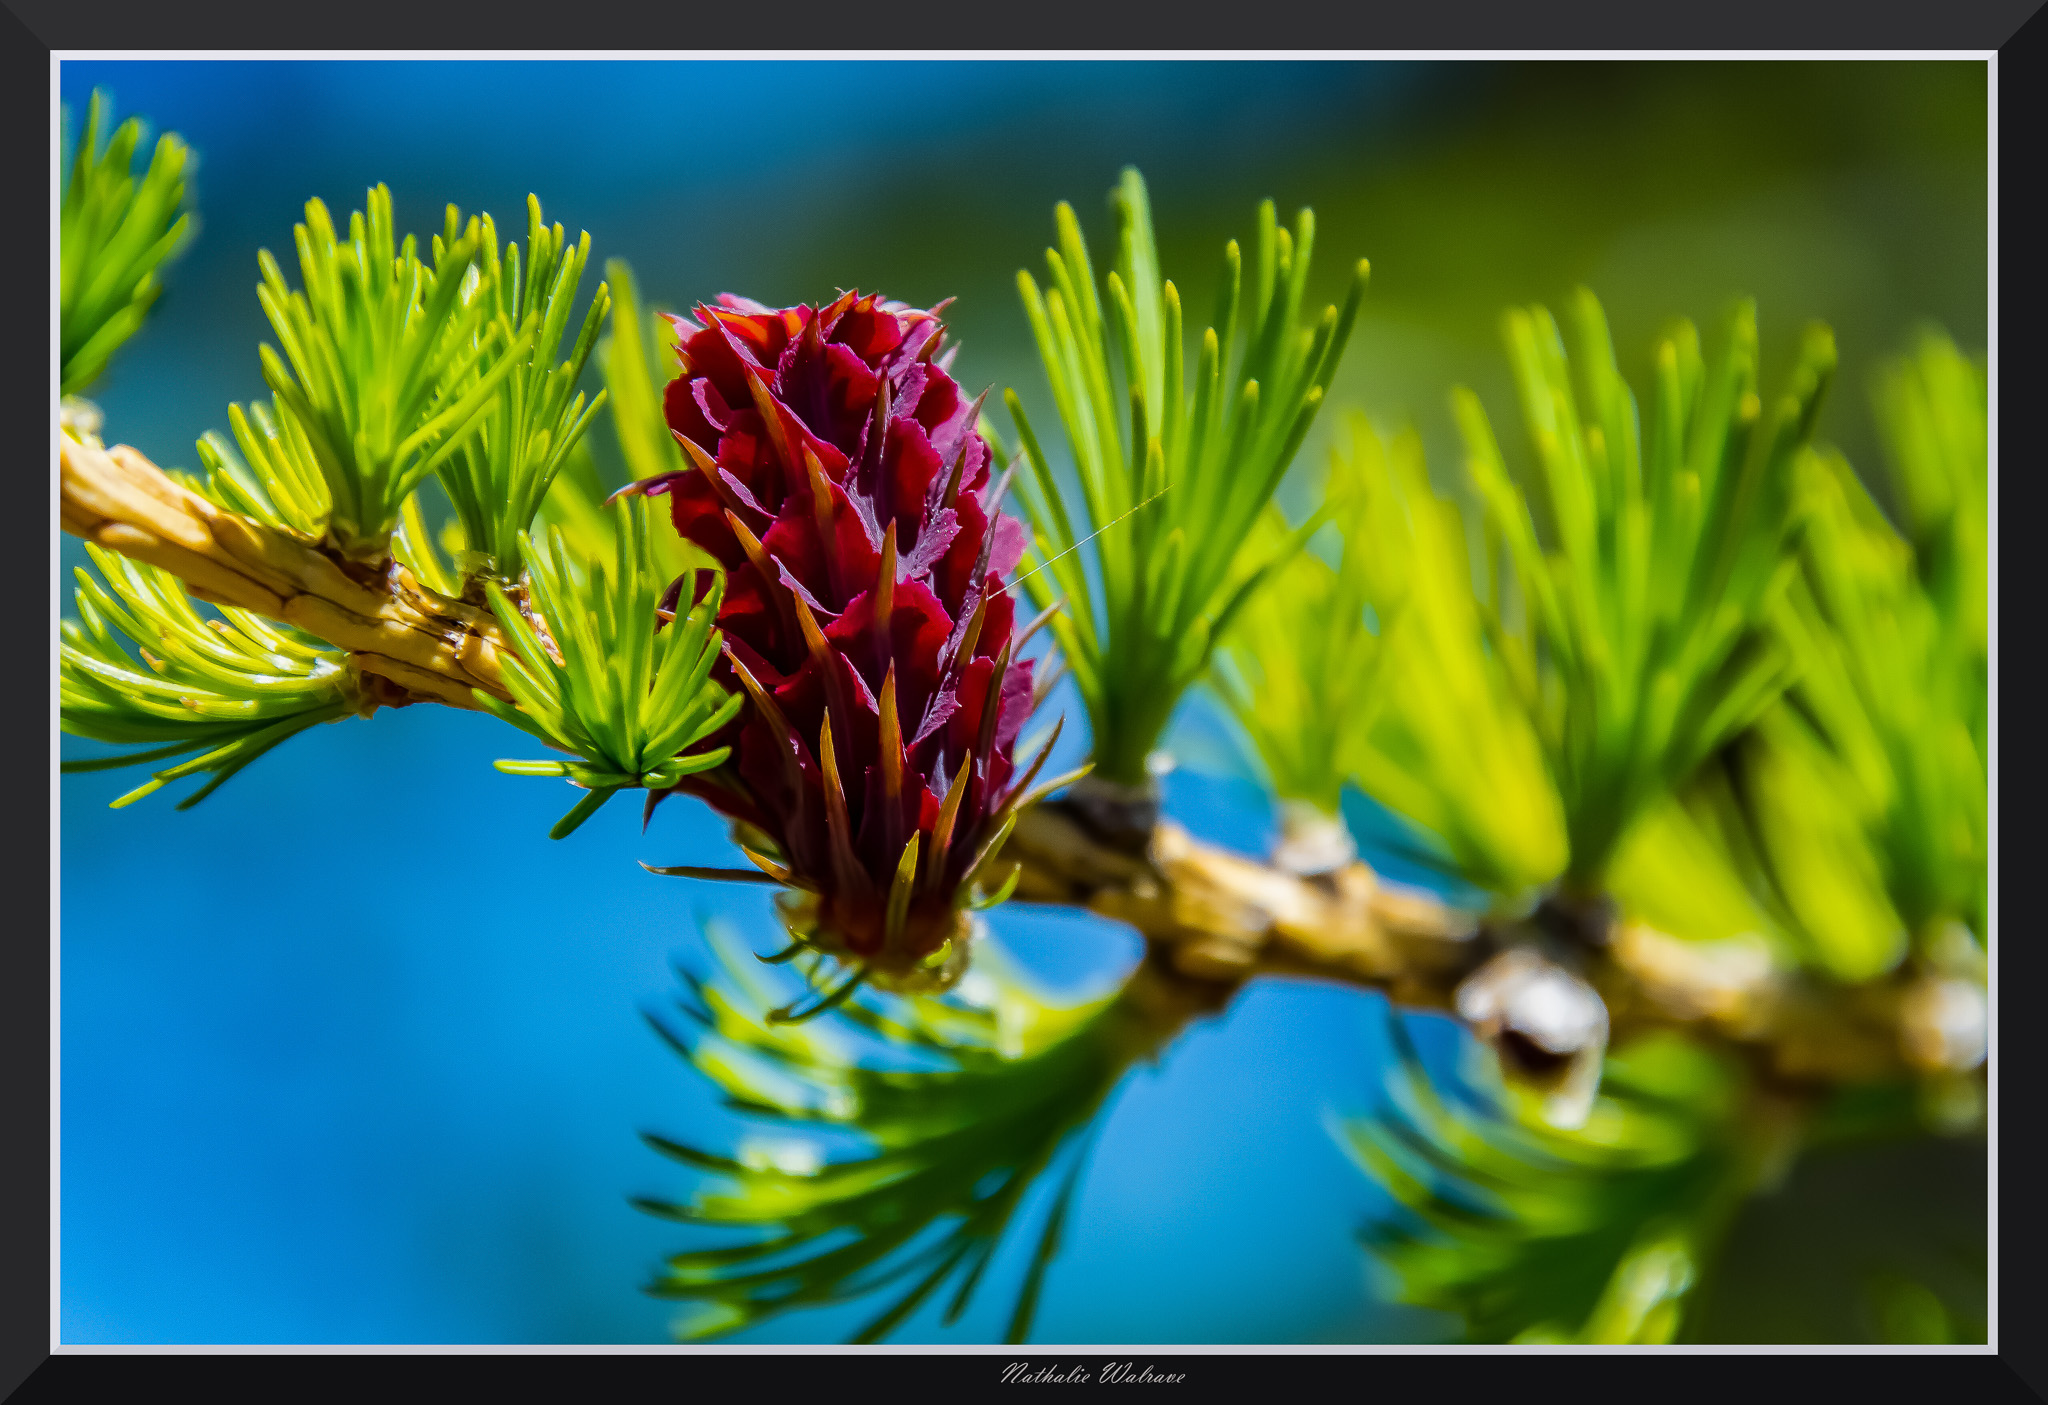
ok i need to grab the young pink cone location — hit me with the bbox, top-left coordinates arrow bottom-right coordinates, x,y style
637,292 -> 1064,985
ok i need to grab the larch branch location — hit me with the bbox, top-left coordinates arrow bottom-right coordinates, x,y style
1003,800 -> 1968,1090
61,434 -> 512,710
62,435 -> 1975,1097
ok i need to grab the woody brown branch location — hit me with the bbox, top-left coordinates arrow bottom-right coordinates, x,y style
61,434 -> 514,710
1003,801 -> 1957,1088
63,434 -> 1966,1093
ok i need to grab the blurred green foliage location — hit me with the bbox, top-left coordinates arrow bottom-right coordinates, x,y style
1217,288 -> 1843,918
60,89 -> 193,398
1348,1011 -> 1986,1346
638,924 -> 1165,1343
1341,1023 -> 1755,1344
1455,294 -> 1835,894
1214,412 -> 1568,899
1658,330 -> 1987,989
1208,423 -> 1384,821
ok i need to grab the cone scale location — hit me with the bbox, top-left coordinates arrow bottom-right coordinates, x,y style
639,292 -> 1051,986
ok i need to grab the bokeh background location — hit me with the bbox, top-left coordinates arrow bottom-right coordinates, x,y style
56,58 -> 1988,1345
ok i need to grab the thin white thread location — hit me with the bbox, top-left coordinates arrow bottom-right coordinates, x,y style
1010,484 -> 1172,588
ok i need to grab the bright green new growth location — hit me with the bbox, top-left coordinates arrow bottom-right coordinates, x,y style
197,194 -> 609,563
1601,793 -> 1789,961
1208,454 -> 1380,819
495,258 -> 706,586
1698,695 -> 1910,982
1810,333 -> 1987,946
60,546 -> 359,809
1341,1019 -> 1747,1345
598,258 -> 687,488
580,257 -> 709,581
479,496 -> 742,839
1872,331 -> 1988,673
193,398 -> 333,540
1456,291 -> 1836,893
1330,413 -> 1568,900
60,89 -> 194,397
1704,335 -> 1987,977
253,185 -> 533,562
434,197 -> 612,583
639,924 -> 1149,1344
1003,167 -> 1370,786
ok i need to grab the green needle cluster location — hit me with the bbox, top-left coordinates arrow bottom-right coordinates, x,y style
434,197 -> 612,582
638,924 -> 1152,1345
1456,291 -> 1836,895
1705,331 -> 1987,978
1208,475 -> 1380,821
479,497 -> 741,839
1832,332 -> 1987,946
253,185 -> 532,562
569,258 -> 708,582
1872,331 -> 1987,671
192,397 -> 332,540
60,89 -> 194,397
61,546 -> 360,809
1213,290 -> 1845,920
1336,414 -> 1570,901
1340,1019 -> 1748,1345
1216,411 -> 1569,900
1003,167 -> 1370,786
596,258 -> 687,488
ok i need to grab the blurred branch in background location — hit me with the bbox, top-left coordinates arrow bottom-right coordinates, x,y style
1001,802 -> 1973,1091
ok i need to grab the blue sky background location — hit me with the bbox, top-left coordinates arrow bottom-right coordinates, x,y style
56,58 -> 1986,1345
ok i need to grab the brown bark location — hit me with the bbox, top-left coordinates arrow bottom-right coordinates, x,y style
61,434 -> 513,711
1004,800 -> 1963,1089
